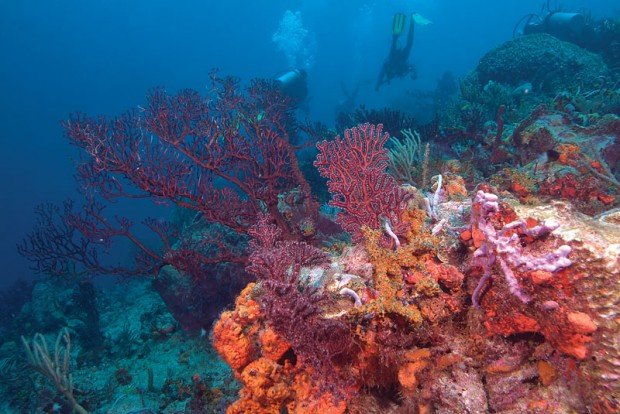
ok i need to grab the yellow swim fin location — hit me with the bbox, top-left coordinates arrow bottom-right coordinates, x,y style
392,13 -> 406,36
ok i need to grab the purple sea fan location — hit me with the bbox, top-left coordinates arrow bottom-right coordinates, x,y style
246,215 -> 355,397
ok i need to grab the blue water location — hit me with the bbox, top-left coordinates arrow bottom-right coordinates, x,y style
0,0 -> 617,286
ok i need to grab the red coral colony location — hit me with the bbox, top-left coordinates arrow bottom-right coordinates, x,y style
18,66 -> 619,414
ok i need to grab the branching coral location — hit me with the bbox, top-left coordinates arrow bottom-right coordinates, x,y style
21,329 -> 88,414
387,128 -> 424,185
20,75 -> 325,331
65,77 -> 317,238
22,75 -> 321,283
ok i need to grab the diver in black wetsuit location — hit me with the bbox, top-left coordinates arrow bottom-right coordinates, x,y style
375,13 -> 417,91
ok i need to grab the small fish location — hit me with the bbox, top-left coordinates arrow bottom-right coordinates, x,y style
412,13 -> 433,26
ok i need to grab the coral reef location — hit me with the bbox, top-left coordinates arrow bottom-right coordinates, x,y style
4,277 -> 238,413
213,180 -> 619,413
489,110 -> 619,215
14,33 -> 620,411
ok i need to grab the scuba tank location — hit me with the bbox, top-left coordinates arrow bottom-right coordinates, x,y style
275,69 -> 308,104
523,12 -> 584,37
545,12 -> 585,36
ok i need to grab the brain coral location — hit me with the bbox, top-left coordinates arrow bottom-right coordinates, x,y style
465,33 -> 610,95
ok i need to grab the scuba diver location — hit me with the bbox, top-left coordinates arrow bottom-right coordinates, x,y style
520,11 -> 586,44
275,68 -> 308,106
515,2 -> 619,69
375,13 -> 417,91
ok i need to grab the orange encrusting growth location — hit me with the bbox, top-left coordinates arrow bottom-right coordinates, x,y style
212,283 -> 261,371
213,283 -> 347,413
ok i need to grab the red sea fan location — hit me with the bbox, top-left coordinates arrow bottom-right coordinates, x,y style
63,75 -> 316,239
314,123 -> 412,241
21,75 -> 320,332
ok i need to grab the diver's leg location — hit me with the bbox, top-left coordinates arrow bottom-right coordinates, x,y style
390,34 -> 399,55
403,17 -> 415,57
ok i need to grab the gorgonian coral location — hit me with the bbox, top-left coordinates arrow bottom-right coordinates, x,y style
314,123 -> 413,242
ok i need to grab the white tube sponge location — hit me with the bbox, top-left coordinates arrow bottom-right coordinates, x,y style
339,287 -> 362,307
